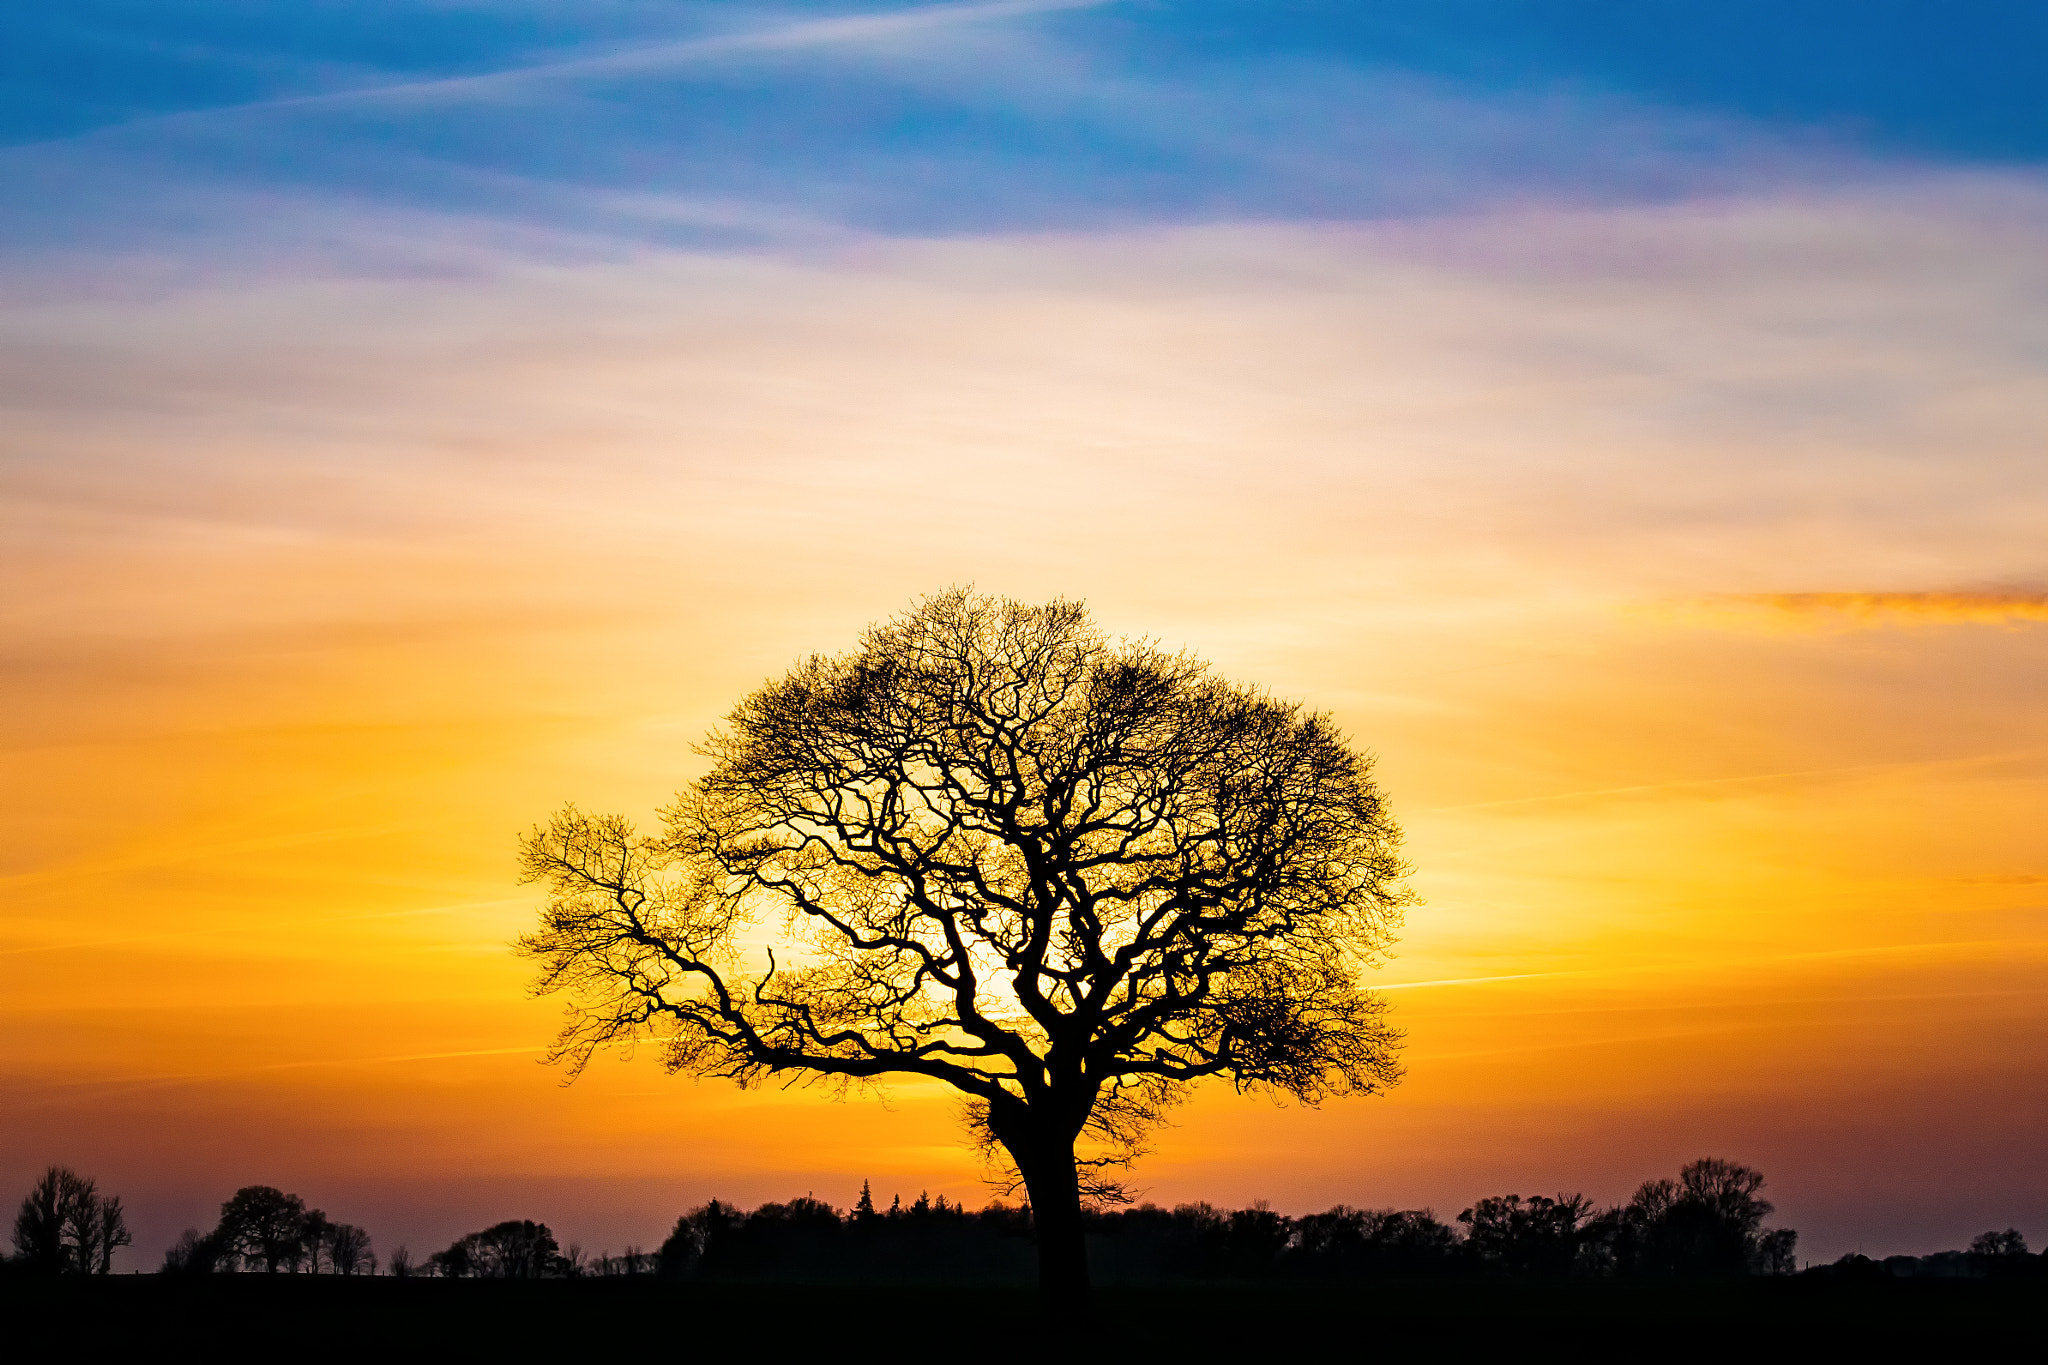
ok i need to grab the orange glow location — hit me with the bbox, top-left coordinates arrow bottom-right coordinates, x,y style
1671,592 -> 2048,628
5,196 -> 2046,1265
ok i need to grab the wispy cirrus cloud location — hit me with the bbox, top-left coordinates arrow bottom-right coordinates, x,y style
342,0 -> 1115,104
0,0 -> 1922,261
1680,590 -> 2048,628
22,0 -> 1116,140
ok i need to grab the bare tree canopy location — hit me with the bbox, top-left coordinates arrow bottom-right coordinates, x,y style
10,1166 -> 130,1275
518,590 -> 1414,1314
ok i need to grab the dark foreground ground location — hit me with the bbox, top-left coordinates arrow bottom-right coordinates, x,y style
5,1275 -> 2041,1361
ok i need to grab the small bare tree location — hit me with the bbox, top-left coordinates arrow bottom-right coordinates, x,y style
10,1167 -> 130,1274
327,1223 -> 375,1276
299,1208 -> 332,1273
519,591 -> 1412,1315
85,1193 -> 131,1274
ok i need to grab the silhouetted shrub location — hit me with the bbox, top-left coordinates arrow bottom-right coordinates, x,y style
1970,1228 -> 2027,1259
429,1220 -> 564,1278
160,1227 -> 229,1275
658,1191 -> 1035,1283
1968,1229 -> 2038,1278
1288,1207 -> 1463,1277
1457,1194 -> 1594,1275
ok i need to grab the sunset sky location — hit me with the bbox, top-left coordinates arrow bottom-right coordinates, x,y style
4,2 -> 2045,1270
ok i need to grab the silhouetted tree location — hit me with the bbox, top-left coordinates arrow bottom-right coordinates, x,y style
426,1239 -> 473,1278
327,1222 -> 375,1276
519,590 -> 1412,1317
432,1220 -> 564,1278
1970,1228 -> 2029,1259
297,1208 -> 332,1273
709,1197 -> 846,1278
82,1193 -> 130,1274
1967,1228 -> 2034,1278
1457,1193 -> 1594,1274
482,1220 -> 561,1278
386,1244 -> 416,1278
161,1226 -> 227,1274
215,1186 -> 310,1273
1285,1206 -> 1460,1277
657,1198 -> 745,1279
1135,1201 -> 1295,1278
10,1167 -> 130,1275
657,1189 -> 1040,1283
1752,1226 -> 1798,1276
12,1167 -> 76,1274
1586,1158 -> 1791,1276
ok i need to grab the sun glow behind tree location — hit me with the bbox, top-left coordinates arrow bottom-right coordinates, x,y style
518,591 -> 1410,1309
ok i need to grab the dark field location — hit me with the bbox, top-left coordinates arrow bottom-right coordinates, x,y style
7,1275 -> 2041,1361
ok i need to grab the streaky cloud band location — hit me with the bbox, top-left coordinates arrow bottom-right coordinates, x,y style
1695,590 -> 2048,626
4,0 -> 1119,151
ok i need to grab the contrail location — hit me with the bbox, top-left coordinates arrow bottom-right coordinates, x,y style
271,0 -> 1116,109
4,0 -> 1117,152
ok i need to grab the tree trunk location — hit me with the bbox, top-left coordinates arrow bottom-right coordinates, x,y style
1014,1135 -> 1093,1324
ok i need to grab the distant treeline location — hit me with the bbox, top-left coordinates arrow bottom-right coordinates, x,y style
157,1185 -> 375,1276
631,1159 -> 1815,1283
1815,1231 -> 2040,1282
9,1159 -> 2041,1283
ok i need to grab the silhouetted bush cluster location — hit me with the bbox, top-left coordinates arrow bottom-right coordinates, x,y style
656,1187 -> 1037,1283
422,1220 -> 564,1278
160,1185 -> 373,1275
1578,1158 -> 1801,1277
1814,1227 -> 2042,1282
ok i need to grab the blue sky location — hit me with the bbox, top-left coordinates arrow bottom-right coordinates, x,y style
4,1 -> 2043,255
